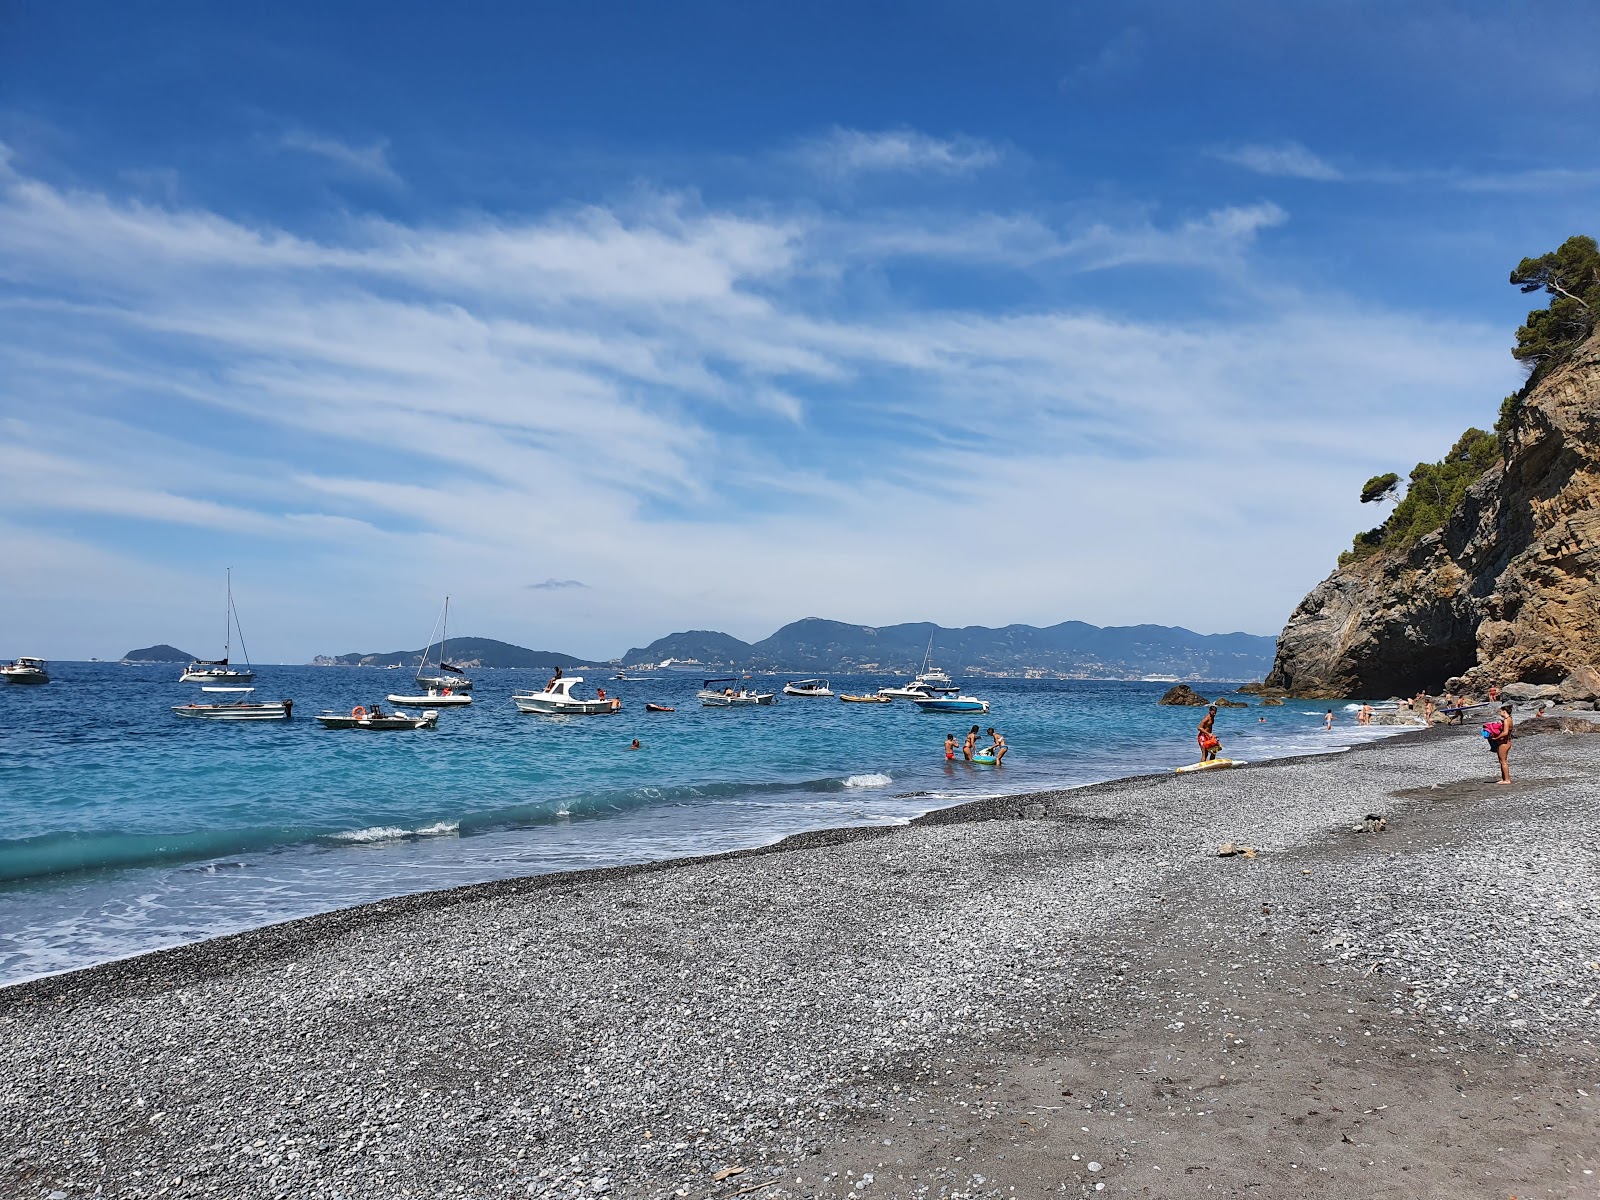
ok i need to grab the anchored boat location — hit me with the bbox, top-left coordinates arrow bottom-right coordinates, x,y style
181,568 -> 256,684
782,678 -> 832,697
511,676 -> 621,715
697,678 -> 776,706
172,693 -> 293,721
909,693 -> 990,714
0,656 -> 50,685
317,704 -> 439,730
386,687 -> 472,706
413,596 -> 473,693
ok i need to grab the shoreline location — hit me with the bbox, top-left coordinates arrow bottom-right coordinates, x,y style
6,722 -> 1594,1199
0,726 -> 1426,1008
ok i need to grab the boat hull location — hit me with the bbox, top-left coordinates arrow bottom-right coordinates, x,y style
698,692 -> 775,706
511,697 -> 618,715
181,670 -> 255,684
782,687 -> 832,697
172,702 -> 291,721
316,710 -> 438,730
415,676 -> 473,692
1,670 -> 49,685
387,693 -> 473,706
910,696 -> 990,713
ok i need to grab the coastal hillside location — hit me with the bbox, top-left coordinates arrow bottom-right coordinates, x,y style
313,638 -> 587,670
629,617 -> 1276,678
1268,237 -> 1600,698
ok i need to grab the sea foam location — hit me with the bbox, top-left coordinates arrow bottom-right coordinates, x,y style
842,772 -> 892,788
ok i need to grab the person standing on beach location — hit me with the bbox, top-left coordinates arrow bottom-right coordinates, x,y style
1197,706 -> 1220,762
1489,703 -> 1514,783
944,733 -> 957,762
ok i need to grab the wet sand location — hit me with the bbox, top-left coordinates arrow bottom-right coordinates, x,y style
3,725 -> 1597,1198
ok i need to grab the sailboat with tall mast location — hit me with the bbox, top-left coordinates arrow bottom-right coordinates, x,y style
180,569 -> 257,684
414,595 -> 473,692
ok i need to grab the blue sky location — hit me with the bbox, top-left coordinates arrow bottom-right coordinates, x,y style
2,0 -> 1596,661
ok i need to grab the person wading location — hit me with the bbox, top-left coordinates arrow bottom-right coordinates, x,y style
1197,705 -> 1221,762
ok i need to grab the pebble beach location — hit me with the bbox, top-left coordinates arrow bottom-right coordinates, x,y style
3,723 -> 1598,1199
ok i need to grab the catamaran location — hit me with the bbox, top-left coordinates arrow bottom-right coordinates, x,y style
181,569 -> 256,684
414,596 -> 473,693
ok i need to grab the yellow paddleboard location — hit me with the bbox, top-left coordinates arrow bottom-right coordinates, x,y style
1175,758 -> 1243,773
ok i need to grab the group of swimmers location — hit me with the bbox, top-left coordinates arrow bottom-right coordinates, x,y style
944,725 -> 1007,764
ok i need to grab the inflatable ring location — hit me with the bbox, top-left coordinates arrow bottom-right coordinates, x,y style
352,705 -> 367,719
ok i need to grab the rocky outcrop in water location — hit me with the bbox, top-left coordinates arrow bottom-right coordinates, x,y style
1157,684 -> 1211,706
1267,330 -> 1600,699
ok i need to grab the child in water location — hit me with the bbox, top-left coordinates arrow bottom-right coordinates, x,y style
944,733 -> 956,761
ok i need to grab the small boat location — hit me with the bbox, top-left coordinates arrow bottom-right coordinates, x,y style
201,685 -> 255,693
877,682 -> 934,700
316,704 -> 438,730
386,688 -> 473,706
181,569 -> 256,684
1,656 -> 50,684
909,693 -> 990,714
783,678 -> 832,697
173,695 -> 293,721
413,596 -> 473,692
645,703 -> 676,713
840,693 -> 892,704
697,677 -> 776,707
911,637 -> 960,694
511,676 -> 621,715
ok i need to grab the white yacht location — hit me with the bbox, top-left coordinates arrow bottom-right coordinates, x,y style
1,656 -> 50,684
181,569 -> 257,684
511,676 -> 621,715
387,687 -> 473,706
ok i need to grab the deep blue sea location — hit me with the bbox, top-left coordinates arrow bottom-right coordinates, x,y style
0,664 -> 1395,985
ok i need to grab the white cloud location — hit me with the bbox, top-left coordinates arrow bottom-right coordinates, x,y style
1213,142 -> 1344,181
795,127 -> 1001,177
277,130 -> 402,186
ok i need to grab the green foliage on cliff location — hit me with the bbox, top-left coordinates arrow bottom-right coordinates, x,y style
1359,472 -> 1400,504
1340,428 -> 1500,565
1511,234 -> 1599,387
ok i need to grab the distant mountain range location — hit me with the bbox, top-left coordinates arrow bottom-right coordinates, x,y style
623,619 -> 1275,679
311,637 -> 587,671
312,618 -> 1275,680
121,644 -> 194,663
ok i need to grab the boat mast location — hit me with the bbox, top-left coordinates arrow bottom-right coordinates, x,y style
224,567 -> 232,665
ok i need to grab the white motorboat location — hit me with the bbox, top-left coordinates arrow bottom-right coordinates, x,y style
1,656 -> 50,684
511,676 -> 621,715
316,704 -> 439,730
877,681 -> 933,700
698,678 -> 776,706
173,694 -> 293,721
782,678 -> 832,697
181,568 -> 257,684
910,636 -> 959,694
909,693 -> 990,714
413,595 -> 473,692
386,688 -> 473,706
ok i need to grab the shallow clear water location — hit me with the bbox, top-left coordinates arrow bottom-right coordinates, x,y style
0,664 -> 1394,984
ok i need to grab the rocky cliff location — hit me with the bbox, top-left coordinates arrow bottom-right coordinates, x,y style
1267,329 -> 1600,700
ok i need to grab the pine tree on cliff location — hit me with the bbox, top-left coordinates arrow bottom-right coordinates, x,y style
1510,235 -> 1600,386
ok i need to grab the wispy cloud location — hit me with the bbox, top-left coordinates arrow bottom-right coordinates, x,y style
795,127 -> 1001,177
1213,142 -> 1344,181
277,130 -> 402,186
0,138 -> 1518,655
1214,141 -> 1600,194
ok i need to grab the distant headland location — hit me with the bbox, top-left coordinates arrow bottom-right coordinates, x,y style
312,618 -> 1277,681
120,645 -> 194,664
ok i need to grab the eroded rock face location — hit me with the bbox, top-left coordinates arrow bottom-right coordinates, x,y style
1267,330 -> 1600,698
1157,684 -> 1210,706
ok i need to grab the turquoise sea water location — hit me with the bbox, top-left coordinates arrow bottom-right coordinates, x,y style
0,664 -> 1393,984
